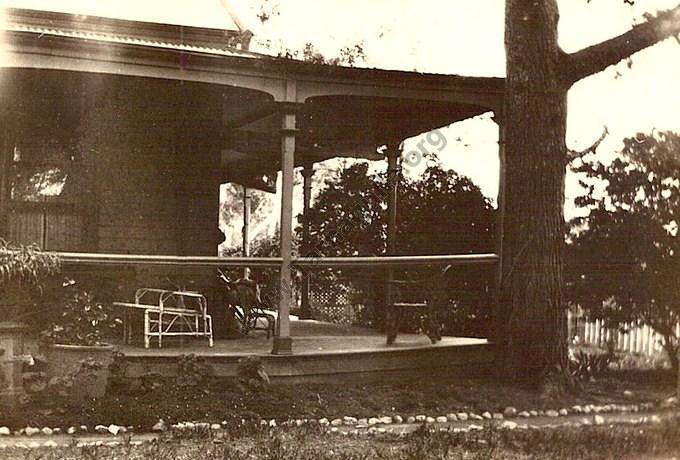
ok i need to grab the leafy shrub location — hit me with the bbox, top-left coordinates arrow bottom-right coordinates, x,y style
569,342 -> 621,379
0,239 -> 60,288
177,354 -> 214,388
237,355 -> 270,391
0,240 -> 60,325
616,351 -> 669,370
41,279 -> 121,346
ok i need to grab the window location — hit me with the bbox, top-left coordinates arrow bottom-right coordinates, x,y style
6,137 -> 88,251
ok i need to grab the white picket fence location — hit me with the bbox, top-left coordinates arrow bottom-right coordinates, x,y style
568,312 -> 678,357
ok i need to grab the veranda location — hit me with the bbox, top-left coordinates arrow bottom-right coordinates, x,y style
0,7 -> 504,381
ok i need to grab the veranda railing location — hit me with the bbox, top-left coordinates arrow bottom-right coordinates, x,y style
57,252 -> 498,268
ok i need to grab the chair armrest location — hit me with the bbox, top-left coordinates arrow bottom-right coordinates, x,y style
113,302 -> 161,311
389,279 -> 428,286
393,302 -> 428,308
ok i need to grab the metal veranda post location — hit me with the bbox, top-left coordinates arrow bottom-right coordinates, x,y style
385,145 -> 400,336
242,185 -> 251,279
299,163 -> 314,319
272,96 -> 297,355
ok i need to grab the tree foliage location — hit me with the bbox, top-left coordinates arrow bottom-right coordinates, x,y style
568,131 -> 680,370
300,161 -> 496,334
219,184 -> 274,251
302,161 -> 495,257
254,1 -> 366,67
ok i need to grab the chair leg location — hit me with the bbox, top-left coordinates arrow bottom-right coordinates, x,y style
426,304 -> 442,344
266,316 -> 275,339
207,316 -> 214,347
144,310 -> 150,349
242,308 -> 252,335
158,313 -> 163,349
386,307 -> 398,345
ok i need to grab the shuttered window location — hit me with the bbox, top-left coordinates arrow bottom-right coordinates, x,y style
6,137 -> 86,251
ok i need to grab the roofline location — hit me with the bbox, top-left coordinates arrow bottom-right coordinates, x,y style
2,11 -> 505,109
3,7 -> 253,51
3,7 -> 503,93
2,28 -> 504,102
259,56 -> 504,94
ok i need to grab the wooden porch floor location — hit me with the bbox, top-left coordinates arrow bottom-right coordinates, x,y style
117,319 -> 488,357
116,319 -> 494,383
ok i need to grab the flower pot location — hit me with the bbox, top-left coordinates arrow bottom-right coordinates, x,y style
45,343 -> 115,400
0,321 -> 29,406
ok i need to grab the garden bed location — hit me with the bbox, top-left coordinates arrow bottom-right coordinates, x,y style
2,368 -> 674,431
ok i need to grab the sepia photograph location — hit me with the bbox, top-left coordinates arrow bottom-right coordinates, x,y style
0,0 -> 679,458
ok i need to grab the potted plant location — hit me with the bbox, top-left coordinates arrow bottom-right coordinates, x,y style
0,240 -> 60,405
40,279 -> 122,399
0,239 -> 61,320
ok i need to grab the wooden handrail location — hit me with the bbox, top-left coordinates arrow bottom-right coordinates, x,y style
58,252 -> 282,267
57,252 -> 499,269
293,254 -> 499,268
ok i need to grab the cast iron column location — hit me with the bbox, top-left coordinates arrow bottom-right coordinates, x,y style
385,145 -> 400,343
0,130 -> 10,236
386,147 -> 399,257
242,185 -> 251,279
299,163 -> 314,319
272,99 -> 297,355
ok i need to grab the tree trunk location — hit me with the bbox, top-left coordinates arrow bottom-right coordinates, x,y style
499,0 -> 570,389
498,1 -> 680,390
661,337 -> 679,377
658,337 -> 680,399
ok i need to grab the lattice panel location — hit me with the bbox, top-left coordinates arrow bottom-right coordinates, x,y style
310,284 -> 359,324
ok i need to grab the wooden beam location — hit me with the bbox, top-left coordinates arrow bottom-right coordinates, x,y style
224,103 -> 277,129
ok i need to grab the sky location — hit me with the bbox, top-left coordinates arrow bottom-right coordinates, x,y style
244,0 -> 680,232
246,0 -> 680,220
2,0 -> 680,243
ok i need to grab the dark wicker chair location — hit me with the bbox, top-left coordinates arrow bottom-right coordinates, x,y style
218,269 -> 275,339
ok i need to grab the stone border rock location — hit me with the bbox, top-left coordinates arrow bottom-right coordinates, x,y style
0,412 -> 674,450
0,396 -> 676,446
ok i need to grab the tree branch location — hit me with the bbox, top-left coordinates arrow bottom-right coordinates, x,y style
563,5 -> 680,84
567,126 -> 608,162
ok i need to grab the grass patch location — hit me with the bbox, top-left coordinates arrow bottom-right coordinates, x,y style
2,416 -> 680,459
